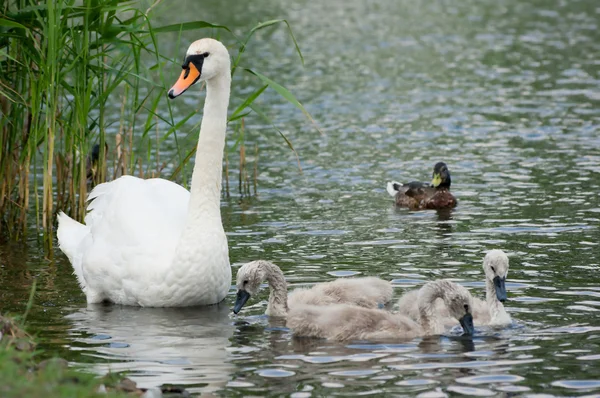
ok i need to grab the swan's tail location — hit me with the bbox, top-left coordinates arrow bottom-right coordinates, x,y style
386,181 -> 402,197
57,211 -> 89,289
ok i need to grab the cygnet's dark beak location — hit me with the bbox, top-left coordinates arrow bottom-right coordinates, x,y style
233,290 -> 251,314
494,276 -> 507,303
459,312 -> 475,336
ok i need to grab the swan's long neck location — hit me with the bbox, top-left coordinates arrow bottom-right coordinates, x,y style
186,72 -> 231,220
486,278 -> 507,320
264,263 -> 289,317
417,281 -> 447,335
168,69 -> 232,304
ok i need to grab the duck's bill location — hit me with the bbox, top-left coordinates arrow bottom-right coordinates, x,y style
233,290 -> 251,314
459,313 -> 475,336
168,63 -> 201,99
493,276 -> 507,302
431,173 -> 442,187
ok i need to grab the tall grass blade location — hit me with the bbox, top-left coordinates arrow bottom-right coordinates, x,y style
245,68 -> 321,134
249,103 -> 302,171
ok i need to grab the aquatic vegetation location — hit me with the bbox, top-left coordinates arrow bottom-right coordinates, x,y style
0,313 -> 36,351
0,317 -> 173,397
0,0 -> 312,247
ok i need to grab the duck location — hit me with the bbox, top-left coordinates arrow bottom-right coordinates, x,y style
286,279 -> 475,341
57,38 -> 233,306
386,162 -> 457,209
232,260 -> 394,317
86,143 -> 108,184
396,250 -> 511,326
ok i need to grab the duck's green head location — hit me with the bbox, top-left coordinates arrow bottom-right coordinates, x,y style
431,162 -> 451,189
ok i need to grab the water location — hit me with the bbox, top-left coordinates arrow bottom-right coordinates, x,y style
1,0 -> 600,395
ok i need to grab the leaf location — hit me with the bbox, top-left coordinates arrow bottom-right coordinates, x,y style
249,103 -> 302,172
228,111 -> 251,123
169,146 -> 196,181
244,68 -> 321,134
229,84 -> 268,121
0,49 -> 24,66
158,111 -> 197,143
0,18 -> 29,31
231,19 -> 302,77
249,19 -> 303,65
151,21 -> 232,34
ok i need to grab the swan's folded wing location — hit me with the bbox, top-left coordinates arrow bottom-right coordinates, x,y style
78,176 -> 191,299
86,176 -> 189,242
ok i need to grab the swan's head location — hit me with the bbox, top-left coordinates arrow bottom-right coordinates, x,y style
233,260 -> 270,314
443,286 -> 475,336
168,38 -> 231,99
483,249 -> 509,302
431,162 -> 451,189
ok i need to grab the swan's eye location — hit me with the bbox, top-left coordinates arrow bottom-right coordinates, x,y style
243,280 -> 248,286
491,266 -> 496,273
464,304 -> 470,312
203,52 -> 210,57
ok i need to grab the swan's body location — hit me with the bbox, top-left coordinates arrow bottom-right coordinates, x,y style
57,38 -> 233,306
287,279 -> 474,341
232,260 -> 394,317
386,162 -> 457,210
397,250 -> 511,326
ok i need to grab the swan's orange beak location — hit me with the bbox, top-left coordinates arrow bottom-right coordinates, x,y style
168,62 -> 201,99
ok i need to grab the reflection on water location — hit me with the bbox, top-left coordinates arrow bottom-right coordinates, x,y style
1,0 -> 599,395
66,304 -> 234,395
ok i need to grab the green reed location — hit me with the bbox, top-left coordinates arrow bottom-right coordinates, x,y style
0,0 -> 311,249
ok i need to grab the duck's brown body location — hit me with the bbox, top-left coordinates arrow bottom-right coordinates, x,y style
387,162 -> 457,210
394,183 -> 457,210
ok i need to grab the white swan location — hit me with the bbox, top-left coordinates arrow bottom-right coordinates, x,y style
287,279 -> 475,341
57,38 -> 232,306
397,249 -> 511,326
232,260 -> 394,317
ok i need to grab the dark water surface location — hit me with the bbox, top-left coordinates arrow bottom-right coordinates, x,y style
2,0 -> 600,396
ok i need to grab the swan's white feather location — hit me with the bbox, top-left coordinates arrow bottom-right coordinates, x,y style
58,176 -> 195,305
57,211 -> 90,290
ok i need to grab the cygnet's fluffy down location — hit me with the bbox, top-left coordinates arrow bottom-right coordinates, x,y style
233,260 -> 393,317
287,279 -> 475,341
397,250 -> 512,327
287,277 -> 393,309
287,304 -> 422,341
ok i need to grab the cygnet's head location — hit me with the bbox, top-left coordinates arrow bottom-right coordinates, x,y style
168,38 -> 231,99
419,280 -> 475,336
443,285 -> 475,336
431,162 -> 451,189
233,260 -> 271,314
483,249 -> 510,302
